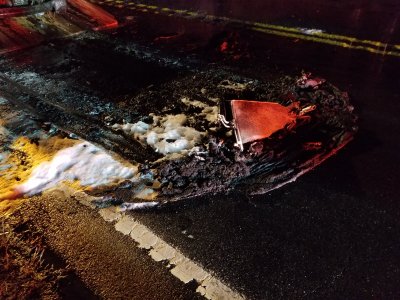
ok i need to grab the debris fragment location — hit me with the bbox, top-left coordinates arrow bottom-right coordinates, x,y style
303,142 -> 323,151
218,80 -> 248,91
299,28 -> 324,35
0,62 -> 357,207
297,73 -> 326,89
219,100 -> 298,150
118,201 -> 159,211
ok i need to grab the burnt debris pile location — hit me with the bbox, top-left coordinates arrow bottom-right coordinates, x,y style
116,70 -> 357,201
0,34 -> 357,205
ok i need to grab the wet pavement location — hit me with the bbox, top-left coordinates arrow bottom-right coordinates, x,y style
1,0 -> 400,299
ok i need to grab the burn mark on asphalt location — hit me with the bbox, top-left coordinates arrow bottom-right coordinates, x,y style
0,32 -> 356,205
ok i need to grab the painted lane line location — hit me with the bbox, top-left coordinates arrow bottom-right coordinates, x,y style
91,0 -> 400,57
100,208 -> 245,300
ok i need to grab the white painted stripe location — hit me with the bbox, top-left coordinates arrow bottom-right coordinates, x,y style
100,207 -> 245,300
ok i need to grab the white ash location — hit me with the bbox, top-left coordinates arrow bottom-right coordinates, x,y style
16,142 -> 138,196
113,113 -> 206,155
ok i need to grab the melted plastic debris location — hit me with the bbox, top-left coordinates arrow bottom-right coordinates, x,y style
118,201 -> 159,212
297,73 -> 326,89
86,194 -> 159,212
113,114 -> 206,155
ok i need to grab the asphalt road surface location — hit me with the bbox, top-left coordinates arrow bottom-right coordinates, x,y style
1,1 -> 400,299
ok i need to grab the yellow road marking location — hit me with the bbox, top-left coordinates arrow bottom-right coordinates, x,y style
91,0 -> 400,57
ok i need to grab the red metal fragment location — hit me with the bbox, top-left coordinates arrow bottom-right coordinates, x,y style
230,100 -> 298,149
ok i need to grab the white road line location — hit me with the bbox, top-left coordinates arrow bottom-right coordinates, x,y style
99,207 -> 245,300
